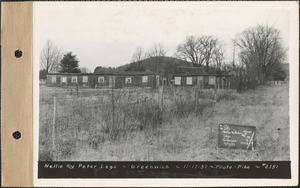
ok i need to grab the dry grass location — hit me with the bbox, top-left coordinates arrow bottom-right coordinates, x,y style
39,84 -> 289,161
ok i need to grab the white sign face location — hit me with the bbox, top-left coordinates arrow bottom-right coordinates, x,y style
209,76 -> 215,85
71,76 -> 78,83
142,76 -> 148,83
51,76 -> 56,83
175,77 -> 181,85
186,77 -> 193,85
83,76 -> 88,83
125,77 -> 132,84
61,76 -> 67,83
98,76 -> 104,83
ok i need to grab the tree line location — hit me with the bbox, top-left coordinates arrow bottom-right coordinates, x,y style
40,24 -> 287,91
128,24 -> 287,90
236,25 -> 287,83
129,36 -> 225,72
40,41 -> 90,79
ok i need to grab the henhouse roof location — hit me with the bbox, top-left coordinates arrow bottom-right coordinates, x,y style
174,66 -> 216,76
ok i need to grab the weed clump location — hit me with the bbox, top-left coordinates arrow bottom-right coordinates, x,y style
217,92 -> 238,101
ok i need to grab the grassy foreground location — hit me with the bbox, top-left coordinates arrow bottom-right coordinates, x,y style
39,84 -> 289,161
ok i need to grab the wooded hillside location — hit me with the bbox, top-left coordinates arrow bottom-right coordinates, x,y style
94,56 -> 193,80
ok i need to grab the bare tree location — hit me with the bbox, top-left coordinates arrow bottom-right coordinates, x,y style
40,40 -> 62,73
199,36 -> 218,71
176,35 -> 219,72
144,43 -> 168,75
212,41 -> 225,68
131,46 -> 146,63
175,36 -> 199,64
236,24 -> 286,84
146,43 -> 167,58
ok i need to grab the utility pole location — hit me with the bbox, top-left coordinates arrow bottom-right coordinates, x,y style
232,39 -> 236,70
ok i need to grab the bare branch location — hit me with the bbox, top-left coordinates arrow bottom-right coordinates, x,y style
131,46 -> 146,63
146,43 -> 167,58
40,40 -> 62,73
176,35 -> 222,72
236,24 -> 286,83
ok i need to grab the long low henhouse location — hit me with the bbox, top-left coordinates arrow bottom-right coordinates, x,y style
46,67 -> 234,89
173,67 -> 232,89
46,72 -> 158,88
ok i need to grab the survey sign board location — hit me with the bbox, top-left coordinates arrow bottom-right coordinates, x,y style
218,124 -> 256,150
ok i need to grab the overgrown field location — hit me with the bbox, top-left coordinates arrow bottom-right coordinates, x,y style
39,83 -> 290,161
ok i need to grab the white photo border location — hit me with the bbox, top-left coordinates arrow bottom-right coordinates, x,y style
33,1 -> 299,187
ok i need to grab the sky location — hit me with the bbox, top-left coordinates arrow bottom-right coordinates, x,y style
33,1 -> 292,72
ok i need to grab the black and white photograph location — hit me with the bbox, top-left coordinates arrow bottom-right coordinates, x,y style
33,1 -> 298,186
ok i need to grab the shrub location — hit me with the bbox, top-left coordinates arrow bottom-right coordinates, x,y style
56,133 -> 78,159
217,91 -> 237,101
172,98 -> 194,118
